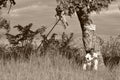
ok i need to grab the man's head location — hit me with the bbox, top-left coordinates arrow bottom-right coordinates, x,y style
90,48 -> 95,54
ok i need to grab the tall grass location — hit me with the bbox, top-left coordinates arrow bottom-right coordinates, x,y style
0,33 -> 120,80
102,35 -> 120,57
0,54 -> 119,80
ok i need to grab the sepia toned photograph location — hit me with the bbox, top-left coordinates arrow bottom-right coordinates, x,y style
0,0 -> 120,80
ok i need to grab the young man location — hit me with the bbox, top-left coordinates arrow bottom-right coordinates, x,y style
91,49 -> 99,70
83,52 -> 93,70
83,49 -> 99,70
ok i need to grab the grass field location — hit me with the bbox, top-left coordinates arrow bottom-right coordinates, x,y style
0,34 -> 120,80
0,54 -> 119,80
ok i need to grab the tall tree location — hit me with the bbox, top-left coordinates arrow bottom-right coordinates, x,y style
55,0 -> 115,53
55,0 -> 116,69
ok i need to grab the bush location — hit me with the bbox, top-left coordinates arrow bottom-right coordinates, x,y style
101,35 -> 120,69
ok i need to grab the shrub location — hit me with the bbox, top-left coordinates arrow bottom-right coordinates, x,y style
101,35 -> 120,70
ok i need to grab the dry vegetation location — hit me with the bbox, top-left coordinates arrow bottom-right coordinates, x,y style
0,0 -> 119,79
0,22 -> 120,80
0,32 -> 120,80
0,52 -> 120,80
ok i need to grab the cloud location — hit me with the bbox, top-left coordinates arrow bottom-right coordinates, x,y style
13,5 -> 47,13
12,5 -> 40,13
102,3 -> 120,14
91,3 -> 120,16
9,4 -> 49,17
1,0 -> 51,19
101,9 -> 120,14
13,0 -> 41,8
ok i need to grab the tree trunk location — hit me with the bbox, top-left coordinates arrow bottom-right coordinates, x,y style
76,8 -> 95,53
76,7 -> 105,70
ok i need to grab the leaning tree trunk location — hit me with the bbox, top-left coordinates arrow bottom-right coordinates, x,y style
76,8 -> 95,52
76,8 -> 105,70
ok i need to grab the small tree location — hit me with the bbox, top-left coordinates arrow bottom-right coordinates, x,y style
0,0 -> 15,8
0,0 -> 16,39
0,0 -> 15,13
0,18 -> 10,33
6,23 -> 46,46
5,23 -> 46,60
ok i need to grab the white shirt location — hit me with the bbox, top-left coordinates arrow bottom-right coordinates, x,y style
85,53 -> 93,62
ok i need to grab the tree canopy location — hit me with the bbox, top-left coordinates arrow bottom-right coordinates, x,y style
55,0 -> 116,53
56,0 -> 116,17
6,23 -> 46,46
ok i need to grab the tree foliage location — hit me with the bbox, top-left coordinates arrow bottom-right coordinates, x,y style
0,0 -> 16,36
55,0 -> 116,53
0,0 -> 15,9
56,0 -> 116,17
0,17 -> 10,32
6,23 -> 46,46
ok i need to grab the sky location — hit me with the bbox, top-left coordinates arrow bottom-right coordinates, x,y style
1,0 -> 120,36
